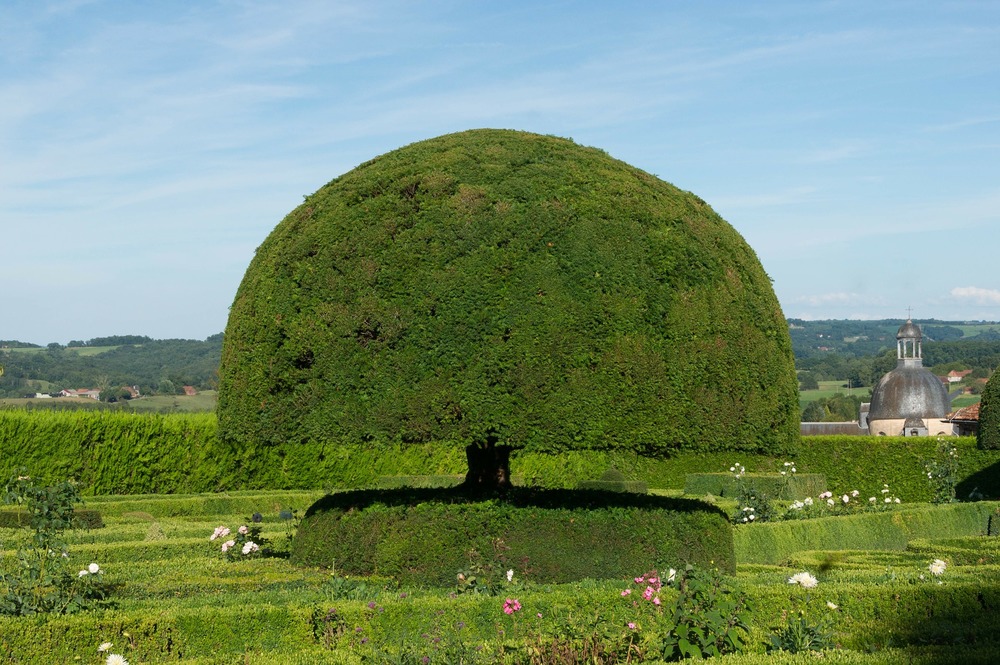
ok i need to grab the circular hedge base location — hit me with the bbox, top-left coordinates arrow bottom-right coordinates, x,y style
290,487 -> 733,587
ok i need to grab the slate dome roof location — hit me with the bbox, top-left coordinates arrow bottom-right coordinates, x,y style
868,365 -> 950,421
896,319 -> 922,340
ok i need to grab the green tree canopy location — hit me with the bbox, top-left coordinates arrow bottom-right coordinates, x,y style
218,129 -> 799,487
978,367 -> 1000,449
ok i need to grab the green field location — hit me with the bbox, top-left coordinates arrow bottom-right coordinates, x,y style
800,380 -> 981,413
0,345 -> 120,356
798,380 -> 871,408
950,323 -> 1000,338
3,491 -> 998,663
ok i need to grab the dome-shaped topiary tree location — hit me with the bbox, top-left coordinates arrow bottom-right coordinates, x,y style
218,129 -> 798,490
977,368 -> 1000,449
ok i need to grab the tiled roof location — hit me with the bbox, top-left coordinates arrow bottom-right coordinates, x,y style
947,403 -> 980,421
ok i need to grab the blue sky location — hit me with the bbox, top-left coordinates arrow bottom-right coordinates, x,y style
2,0 -> 999,344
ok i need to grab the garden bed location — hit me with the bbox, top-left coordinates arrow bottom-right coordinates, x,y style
2,491 -> 1000,663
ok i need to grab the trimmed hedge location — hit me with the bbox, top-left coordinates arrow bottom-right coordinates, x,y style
684,472 -> 826,499
734,501 -> 1000,564
375,474 -> 465,489
3,410 -> 1000,502
3,490 -> 1000,663
291,488 -> 734,585
577,467 -> 649,493
0,507 -> 103,529
576,479 -> 649,493
0,603 -> 318,663
0,410 -> 224,493
219,129 -> 800,464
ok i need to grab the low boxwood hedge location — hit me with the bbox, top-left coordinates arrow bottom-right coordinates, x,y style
735,501 -> 1000,564
291,487 -> 733,585
0,507 -> 104,529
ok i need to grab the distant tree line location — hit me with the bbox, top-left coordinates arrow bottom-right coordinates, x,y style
64,335 -> 154,347
789,318 -> 1000,362
0,335 -> 222,399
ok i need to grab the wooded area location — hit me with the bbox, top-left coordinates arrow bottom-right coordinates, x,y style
0,334 -> 222,398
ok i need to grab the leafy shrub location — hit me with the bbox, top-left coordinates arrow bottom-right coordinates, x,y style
926,439 -> 960,503
292,488 -> 734,585
0,472 -> 110,615
644,565 -> 751,661
208,521 -> 266,560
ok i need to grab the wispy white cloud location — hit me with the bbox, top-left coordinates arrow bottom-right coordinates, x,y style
951,287 -> 1000,305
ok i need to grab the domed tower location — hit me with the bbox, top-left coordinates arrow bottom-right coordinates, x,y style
867,318 -> 951,436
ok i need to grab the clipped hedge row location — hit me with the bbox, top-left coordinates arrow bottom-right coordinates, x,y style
734,501 -> 1000,564
0,508 -> 103,529
4,582 -> 1000,664
684,473 -> 826,499
82,490 -> 322,518
3,411 -> 1000,502
0,410 -> 224,493
576,479 -> 649,493
0,603 -> 317,663
292,488 -> 734,585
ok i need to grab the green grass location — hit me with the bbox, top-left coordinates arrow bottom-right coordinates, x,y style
950,324 -> 1000,338
799,380 -> 870,408
950,394 -> 982,408
124,391 -> 218,412
3,492 -> 1000,663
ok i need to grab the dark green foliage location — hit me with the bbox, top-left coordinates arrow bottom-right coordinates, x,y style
978,366 -> 1000,449
801,393 -> 865,422
798,371 -> 819,390
219,129 -> 799,468
684,473 -> 827,500
291,488 -> 734,585
642,565 -> 751,661
767,613 -> 835,654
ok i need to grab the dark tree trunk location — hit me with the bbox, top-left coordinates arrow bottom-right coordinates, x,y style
462,435 -> 513,494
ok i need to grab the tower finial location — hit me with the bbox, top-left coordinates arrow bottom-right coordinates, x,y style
906,306 -> 912,320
